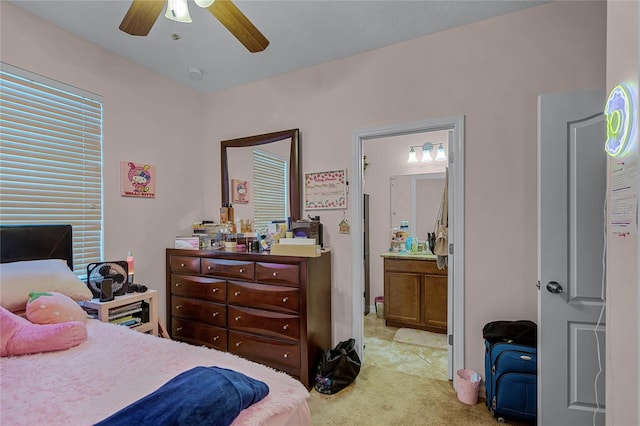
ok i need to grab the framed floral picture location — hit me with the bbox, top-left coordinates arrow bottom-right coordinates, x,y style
120,161 -> 156,198
232,179 -> 249,204
304,169 -> 347,210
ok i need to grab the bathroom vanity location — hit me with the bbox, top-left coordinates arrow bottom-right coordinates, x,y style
381,252 -> 447,334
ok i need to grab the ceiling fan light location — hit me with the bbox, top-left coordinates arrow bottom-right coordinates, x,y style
435,144 -> 447,161
194,0 -> 215,8
165,0 -> 192,23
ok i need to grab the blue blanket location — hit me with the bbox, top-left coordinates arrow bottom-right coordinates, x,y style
94,366 -> 269,426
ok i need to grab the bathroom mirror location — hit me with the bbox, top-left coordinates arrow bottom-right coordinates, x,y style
221,129 -> 301,223
390,173 -> 445,238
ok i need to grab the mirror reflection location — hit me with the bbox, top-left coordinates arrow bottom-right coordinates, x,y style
221,129 -> 300,231
390,173 -> 445,239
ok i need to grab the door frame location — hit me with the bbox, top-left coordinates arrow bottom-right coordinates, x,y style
351,115 -> 465,383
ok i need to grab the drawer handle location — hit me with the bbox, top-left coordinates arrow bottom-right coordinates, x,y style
207,265 -> 212,270
213,336 -> 219,341
175,282 -> 181,287
283,352 -> 290,359
175,305 -> 183,309
282,297 -> 289,303
272,272 -> 278,277
235,342 -> 242,347
180,263 -> 185,267
212,312 -> 219,318
235,316 -> 241,321
176,327 -> 183,331
239,268 -> 245,273
283,324 -> 289,330
212,288 -> 219,293
234,291 -> 241,296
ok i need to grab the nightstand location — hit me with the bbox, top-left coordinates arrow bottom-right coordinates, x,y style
80,289 -> 158,336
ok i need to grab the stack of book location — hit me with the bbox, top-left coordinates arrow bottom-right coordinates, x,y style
84,301 -> 147,329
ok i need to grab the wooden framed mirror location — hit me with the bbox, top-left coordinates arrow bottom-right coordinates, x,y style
221,129 -> 301,222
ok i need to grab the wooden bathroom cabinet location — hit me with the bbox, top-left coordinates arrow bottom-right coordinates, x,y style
383,256 -> 447,334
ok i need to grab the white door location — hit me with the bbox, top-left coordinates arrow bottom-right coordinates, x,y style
538,90 -> 606,426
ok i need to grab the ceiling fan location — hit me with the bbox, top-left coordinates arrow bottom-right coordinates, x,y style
119,0 -> 269,53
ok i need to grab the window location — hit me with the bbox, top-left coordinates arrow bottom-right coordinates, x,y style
252,148 -> 288,231
0,63 -> 103,275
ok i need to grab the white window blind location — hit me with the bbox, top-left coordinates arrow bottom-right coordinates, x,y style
0,64 -> 103,275
252,148 -> 288,231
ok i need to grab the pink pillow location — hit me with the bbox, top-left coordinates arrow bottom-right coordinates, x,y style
26,291 -> 88,324
0,306 -> 88,357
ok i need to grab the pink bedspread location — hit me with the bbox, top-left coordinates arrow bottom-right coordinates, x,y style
0,320 -> 310,425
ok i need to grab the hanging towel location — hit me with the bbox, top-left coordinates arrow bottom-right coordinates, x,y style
434,168 -> 448,269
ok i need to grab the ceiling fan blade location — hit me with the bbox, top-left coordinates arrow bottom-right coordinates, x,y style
207,0 -> 269,53
119,0 -> 166,36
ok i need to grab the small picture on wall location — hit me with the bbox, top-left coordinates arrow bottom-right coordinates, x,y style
232,179 -> 249,204
120,161 -> 156,198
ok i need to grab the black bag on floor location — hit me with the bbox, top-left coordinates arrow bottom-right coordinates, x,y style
482,320 -> 537,347
314,338 -> 361,395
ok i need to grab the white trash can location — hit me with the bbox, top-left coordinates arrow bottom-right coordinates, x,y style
374,296 -> 384,319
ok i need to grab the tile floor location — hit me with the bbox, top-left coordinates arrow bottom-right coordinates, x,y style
362,312 -> 448,381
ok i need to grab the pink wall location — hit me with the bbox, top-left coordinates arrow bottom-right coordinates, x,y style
203,1 -> 606,378
605,1 -> 639,424
0,3 -> 205,318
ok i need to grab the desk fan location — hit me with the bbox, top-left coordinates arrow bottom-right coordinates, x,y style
86,261 -> 129,298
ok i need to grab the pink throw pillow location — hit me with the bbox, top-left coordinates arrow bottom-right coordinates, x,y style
26,291 -> 88,324
0,306 -> 88,357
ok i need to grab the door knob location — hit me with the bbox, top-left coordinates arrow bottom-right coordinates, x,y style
546,281 -> 563,294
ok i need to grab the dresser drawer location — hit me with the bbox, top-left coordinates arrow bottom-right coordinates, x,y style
171,274 -> 226,303
170,256 -> 201,274
229,330 -> 300,373
202,258 -> 255,280
172,318 -> 227,351
228,306 -> 300,342
171,296 -> 226,327
228,281 -> 300,314
256,262 -> 300,287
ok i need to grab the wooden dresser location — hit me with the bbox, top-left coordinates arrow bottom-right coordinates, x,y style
166,248 -> 331,389
383,254 -> 447,334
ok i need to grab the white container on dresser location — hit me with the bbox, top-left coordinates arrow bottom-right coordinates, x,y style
166,248 -> 332,389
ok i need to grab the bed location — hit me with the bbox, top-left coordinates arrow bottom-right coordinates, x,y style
0,225 -> 312,426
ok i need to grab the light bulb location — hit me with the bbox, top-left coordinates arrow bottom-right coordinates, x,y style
194,0 -> 215,7
435,144 -> 447,161
407,147 -> 418,163
421,143 -> 433,162
165,0 -> 192,23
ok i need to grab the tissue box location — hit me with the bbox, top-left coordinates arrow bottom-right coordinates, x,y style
270,244 -> 321,257
174,236 -> 200,250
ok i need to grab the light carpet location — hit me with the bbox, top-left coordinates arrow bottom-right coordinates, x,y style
393,327 -> 448,350
307,363 -> 499,426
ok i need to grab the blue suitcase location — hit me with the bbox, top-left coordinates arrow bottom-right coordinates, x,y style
484,340 -> 537,423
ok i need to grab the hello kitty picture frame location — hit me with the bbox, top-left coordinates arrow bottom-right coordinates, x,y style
120,161 -> 156,198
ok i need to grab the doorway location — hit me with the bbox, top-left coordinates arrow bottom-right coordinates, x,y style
350,115 -> 465,384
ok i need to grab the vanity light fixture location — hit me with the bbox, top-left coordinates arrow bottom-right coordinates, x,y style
165,0 -> 192,23
407,142 -> 446,163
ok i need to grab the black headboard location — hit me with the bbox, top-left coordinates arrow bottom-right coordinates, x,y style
0,225 -> 73,269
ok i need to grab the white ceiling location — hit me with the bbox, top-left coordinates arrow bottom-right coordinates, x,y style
8,0 -> 546,94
